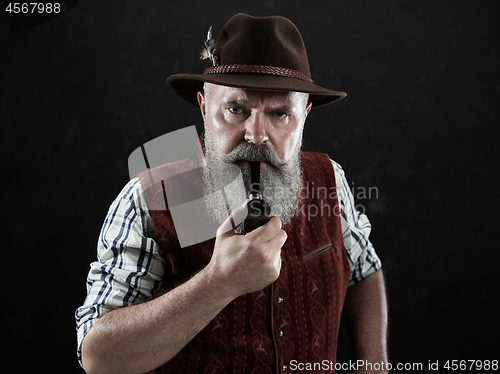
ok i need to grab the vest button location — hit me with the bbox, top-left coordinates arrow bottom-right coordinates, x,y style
278,330 -> 284,337
277,296 -> 283,304
282,364 -> 288,371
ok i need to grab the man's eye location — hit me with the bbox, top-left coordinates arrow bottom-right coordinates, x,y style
229,107 -> 242,114
275,111 -> 288,119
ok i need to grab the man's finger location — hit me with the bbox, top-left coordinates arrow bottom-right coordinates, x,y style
246,216 -> 282,242
216,199 -> 249,237
266,227 -> 287,249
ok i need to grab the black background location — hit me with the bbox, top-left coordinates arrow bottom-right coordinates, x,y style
2,1 -> 499,372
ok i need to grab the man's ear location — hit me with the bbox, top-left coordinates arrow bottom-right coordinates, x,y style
197,90 -> 207,123
306,101 -> 313,116
303,100 -> 313,121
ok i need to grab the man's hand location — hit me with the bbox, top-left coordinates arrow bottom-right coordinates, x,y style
206,202 -> 287,299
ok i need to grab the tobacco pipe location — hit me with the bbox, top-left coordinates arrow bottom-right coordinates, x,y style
243,161 -> 271,233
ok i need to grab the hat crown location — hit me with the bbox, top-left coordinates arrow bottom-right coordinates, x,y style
212,13 -> 311,78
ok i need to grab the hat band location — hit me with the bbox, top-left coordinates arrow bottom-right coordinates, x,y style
204,64 -> 313,83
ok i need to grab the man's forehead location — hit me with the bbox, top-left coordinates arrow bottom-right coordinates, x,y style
210,83 -> 305,106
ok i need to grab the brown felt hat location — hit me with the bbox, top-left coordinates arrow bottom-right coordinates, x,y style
166,13 -> 346,108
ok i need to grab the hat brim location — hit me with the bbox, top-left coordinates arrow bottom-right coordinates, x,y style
166,73 -> 346,108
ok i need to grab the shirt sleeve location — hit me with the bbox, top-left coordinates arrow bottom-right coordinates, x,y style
331,160 -> 382,286
74,177 -> 166,367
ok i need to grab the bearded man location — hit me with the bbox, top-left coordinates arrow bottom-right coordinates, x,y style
76,13 -> 388,374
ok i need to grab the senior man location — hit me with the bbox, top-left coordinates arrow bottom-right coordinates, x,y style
76,13 -> 388,374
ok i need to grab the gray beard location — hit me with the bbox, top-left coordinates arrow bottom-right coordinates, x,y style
201,132 -> 303,228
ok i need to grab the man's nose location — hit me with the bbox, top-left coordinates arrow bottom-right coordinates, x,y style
244,112 -> 269,145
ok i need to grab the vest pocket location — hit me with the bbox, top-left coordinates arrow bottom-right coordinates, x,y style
302,242 -> 332,261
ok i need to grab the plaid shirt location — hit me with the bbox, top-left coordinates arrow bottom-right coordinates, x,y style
75,159 -> 382,367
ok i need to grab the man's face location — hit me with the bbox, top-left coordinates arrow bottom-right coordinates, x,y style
198,83 -> 312,227
197,84 -> 312,168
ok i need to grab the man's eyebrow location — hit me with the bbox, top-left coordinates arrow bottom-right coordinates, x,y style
273,105 -> 292,112
222,101 -> 293,112
223,101 -> 244,107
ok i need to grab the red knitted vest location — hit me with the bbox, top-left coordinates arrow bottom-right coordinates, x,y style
139,151 -> 351,374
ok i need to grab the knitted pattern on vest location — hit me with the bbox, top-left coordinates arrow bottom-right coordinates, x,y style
139,151 -> 352,374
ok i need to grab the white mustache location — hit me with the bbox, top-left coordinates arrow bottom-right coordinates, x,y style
220,143 -> 284,168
